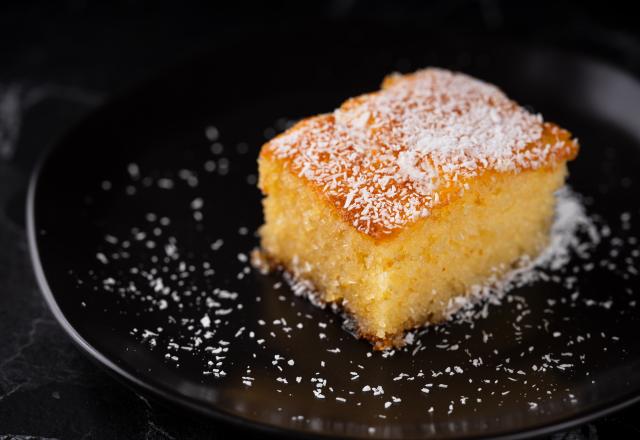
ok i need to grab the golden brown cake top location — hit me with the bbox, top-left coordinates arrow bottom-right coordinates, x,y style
261,68 -> 578,239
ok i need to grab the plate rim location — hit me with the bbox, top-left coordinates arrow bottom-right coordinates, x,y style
25,45 -> 640,440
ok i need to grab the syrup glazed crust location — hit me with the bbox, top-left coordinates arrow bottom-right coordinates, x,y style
260,68 -> 579,239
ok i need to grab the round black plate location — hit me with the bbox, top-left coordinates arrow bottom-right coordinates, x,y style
28,31 -> 640,439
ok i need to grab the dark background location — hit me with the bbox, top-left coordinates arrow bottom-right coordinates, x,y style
1,1 -> 640,439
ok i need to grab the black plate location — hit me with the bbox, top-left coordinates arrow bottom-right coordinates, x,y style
27,31 -> 640,439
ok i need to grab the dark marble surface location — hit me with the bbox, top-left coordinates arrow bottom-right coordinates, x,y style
1,1 -> 640,438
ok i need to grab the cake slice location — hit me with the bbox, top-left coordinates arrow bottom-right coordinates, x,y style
257,68 -> 578,349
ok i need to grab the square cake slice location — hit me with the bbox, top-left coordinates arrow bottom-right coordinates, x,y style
257,68 -> 578,349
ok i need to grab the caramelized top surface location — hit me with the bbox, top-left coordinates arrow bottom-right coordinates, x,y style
261,68 -> 579,238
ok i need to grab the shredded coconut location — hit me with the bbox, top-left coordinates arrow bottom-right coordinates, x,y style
265,68 -> 577,236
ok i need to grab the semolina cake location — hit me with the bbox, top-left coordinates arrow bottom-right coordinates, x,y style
256,68 -> 579,349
